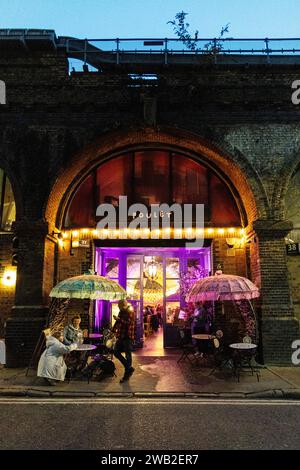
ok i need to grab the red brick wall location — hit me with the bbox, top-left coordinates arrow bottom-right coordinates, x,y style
287,256 -> 300,322
42,236 -> 56,302
212,239 -> 247,277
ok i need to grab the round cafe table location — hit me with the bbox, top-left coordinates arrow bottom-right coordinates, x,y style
229,343 -> 257,351
88,333 -> 103,339
229,343 -> 259,382
192,334 -> 215,340
192,334 -> 215,357
76,344 -> 97,351
67,344 -> 97,382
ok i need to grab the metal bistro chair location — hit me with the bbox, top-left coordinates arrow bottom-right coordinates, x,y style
177,328 -> 199,366
243,335 -> 252,344
209,330 -> 233,376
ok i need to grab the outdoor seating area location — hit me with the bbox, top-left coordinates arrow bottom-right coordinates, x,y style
29,265 -> 262,387
177,327 -> 260,382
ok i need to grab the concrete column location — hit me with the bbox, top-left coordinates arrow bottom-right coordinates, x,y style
250,219 -> 300,364
5,219 -> 52,367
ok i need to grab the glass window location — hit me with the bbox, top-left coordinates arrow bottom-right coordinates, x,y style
134,151 -> 169,205
0,170 -> 16,231
166,258 -> 179,278
126,279 -> 140,300
127,256 -> 141,278
166,279 -> 180,298
63,150 -> 242,228
188,257 -> 201,273
210,174 -> 241,226
127,256 -> 142,300
172,154 -> 209,205
96,154 -> 132,205
64,173 -> 94,228
105,258 -> 119,279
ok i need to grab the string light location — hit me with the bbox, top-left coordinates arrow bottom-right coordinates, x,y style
62,226 -> 245,242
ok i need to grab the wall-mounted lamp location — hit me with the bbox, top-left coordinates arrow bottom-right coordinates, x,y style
225,238 -> 237,248
52,231 -> 63,239
52,231 -> 65,250
2,268 -> 17,287
226,237 -> 246,248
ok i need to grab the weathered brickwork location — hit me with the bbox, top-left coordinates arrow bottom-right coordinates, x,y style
212,240 -> 247,277
288,257 -> 300,321
1,40 -> 300,365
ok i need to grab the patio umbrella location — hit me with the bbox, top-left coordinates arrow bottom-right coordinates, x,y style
50,274 -> 127,300
186,272 -> 259,303
186,271 -> 260,343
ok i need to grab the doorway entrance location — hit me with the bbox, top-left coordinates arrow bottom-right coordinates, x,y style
94,246 -> 211,351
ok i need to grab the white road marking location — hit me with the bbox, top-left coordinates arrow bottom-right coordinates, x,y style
0,398 -> 300,406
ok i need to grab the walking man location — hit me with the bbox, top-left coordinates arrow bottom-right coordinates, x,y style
112,299 -> 135,383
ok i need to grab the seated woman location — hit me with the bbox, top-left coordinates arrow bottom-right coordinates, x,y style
37,330 -> 78,386
64,315 -> 90,372
63,315 -> 84,345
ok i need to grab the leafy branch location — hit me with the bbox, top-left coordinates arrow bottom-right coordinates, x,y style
168,11 -> 230,54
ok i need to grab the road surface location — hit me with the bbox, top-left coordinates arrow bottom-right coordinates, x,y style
0,398 -> 299,450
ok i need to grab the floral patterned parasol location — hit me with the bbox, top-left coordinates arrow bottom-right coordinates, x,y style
186,271 -> 260,302
50,274 -> 127,300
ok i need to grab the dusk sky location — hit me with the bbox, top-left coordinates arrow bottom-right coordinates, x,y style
0,0 -> 299,38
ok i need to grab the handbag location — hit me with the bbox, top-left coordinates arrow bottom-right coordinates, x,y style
105,334 -> 117,350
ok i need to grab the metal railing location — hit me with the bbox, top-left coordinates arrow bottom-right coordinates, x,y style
63,37 -> 300,68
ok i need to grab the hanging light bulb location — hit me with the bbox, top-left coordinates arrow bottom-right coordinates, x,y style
148,256 -> 158,280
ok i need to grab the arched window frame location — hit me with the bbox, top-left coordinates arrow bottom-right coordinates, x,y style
63,150 -> 243,229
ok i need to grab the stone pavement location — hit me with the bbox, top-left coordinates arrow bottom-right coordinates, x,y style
1,353 -> 300,398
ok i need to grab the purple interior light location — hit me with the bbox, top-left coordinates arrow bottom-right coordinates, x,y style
94,246 -> 211,330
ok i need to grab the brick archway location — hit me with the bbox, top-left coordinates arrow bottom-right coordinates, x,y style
45,127 -> 266,231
